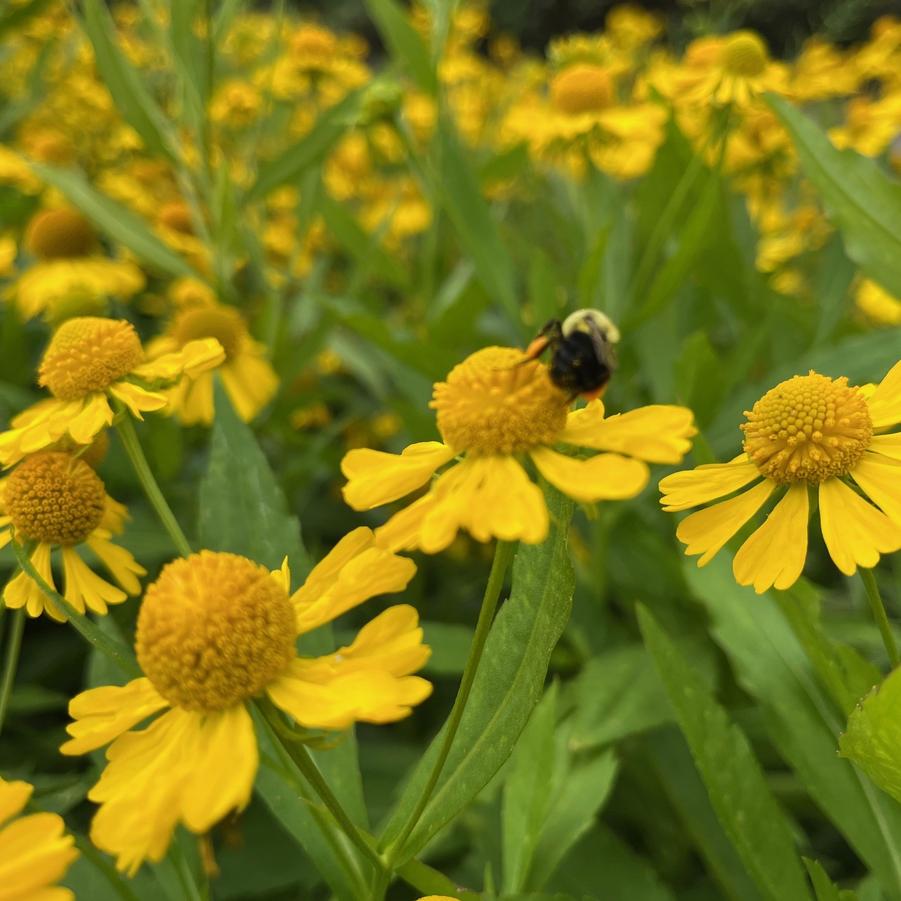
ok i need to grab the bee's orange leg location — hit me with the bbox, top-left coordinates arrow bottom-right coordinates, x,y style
524,336 -> 550,360
581,384 -> 609,402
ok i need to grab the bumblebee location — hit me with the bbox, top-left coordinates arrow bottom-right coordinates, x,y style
524,309 -> 620,400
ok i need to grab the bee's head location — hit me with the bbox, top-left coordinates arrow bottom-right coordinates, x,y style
561,309 -> 620,344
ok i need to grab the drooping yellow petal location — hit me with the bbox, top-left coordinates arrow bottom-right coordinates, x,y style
0,780 -> 32,826
819,477 -> 901,576
85,534 -> 146,595
341,442 -> 455,510
131,338 -> 225,383
530,446 -> 649,502
676,479 -> 776,566
0,810 -> 78,900
869,433 -> 901,462
417,456 -> 548,552
374,493 -> 438,552
291,528 -> 417,635
733,483 -> 809,593
61,678 -> 169,755
107,382 -> 167,418
560,402 -> 696,463
61,547 -> 127,615
4,543 -> 63,621
851,453 -> 901,523
659,458 -> 760,511
866,360 -> 901,428
220,351 -> 279,422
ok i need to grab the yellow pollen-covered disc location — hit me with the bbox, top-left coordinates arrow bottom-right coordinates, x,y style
741,371 -> 872,484
550,64 -> 615,115
431,346 -> 569,455
171,306 -> 244,360
38,317 -> 144,400
158,202 -> 195,235
136,551 -> 296,712
24,209 -> 96,260
5,452 -> 106,545
721,31 -> 768,77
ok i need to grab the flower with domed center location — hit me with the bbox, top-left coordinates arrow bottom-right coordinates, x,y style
660,365 -> 901,593
0,776 -> 78,900
342,346 -> 695,554
0,316 -> 225,466
145,300 -> 278,425
0,451 -> 145,620
14,208 -> 145,321
61,531 -> 430,874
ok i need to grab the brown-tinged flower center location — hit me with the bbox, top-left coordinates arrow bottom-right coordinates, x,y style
38,317 -> 144,400
171,306 -> 244,360
721,31 -> 768,77
741,372 -> 872,484
136,551 -> 296,712
5,452 -> 105,545
550,64 -> 615,115
431,346 -> 569,455
25,209 -> 96,260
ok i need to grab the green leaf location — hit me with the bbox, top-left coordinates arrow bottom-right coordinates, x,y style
685,558 -> 901,898
841,668 -> 901,806
80,0 -> 180,162
380,486 -> 576,861
246,90 -> 363,203
27,162 -> 194,278
637,604 -> 812,901
768,95 -> 901,297
364,0 -> 437,94
804,858 -> 859,901
435,116 -> 520,327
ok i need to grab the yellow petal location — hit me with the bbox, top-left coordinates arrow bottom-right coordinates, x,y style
61,547 -> 127,615
561,403 -> 696,463
61,678 -> 169,755
733,483 -> 809,593
851,453 -> 901,523
819,478 -> 901,576
869,433 -> 901,462
866,360 -> 901,428
374,493 -> 438,552
0,780 -> 32,826
341,442 -> 455,510
530,446 -> 649,502
676,479 -> 776,566
659,458 -> 760,511
108,382 -> 167,418
85,535 -> 146,595
0,810 -> 78,897
131,338 -> 224,383
4,543 -> 63,621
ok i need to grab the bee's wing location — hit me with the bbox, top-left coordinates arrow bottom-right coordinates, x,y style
586,317 -> 617,370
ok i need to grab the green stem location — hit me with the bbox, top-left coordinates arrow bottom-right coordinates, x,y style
257,701 -> 385,879
114,411 -> 192,557
860,567 -> 900,669
0,609 -> 25,737
381,540 -> 516,864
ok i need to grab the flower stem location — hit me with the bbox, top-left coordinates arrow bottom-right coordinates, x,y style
114,411 -> 192,557
0,608 -> 25,737
860,567 -> 900,669
381,540 -> 516,864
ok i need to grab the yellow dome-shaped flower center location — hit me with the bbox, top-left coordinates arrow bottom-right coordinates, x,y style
39,317 -> 144,400
135,552 -> 296,712
550,64 -> 615,115
171,306 -> 244,360
721,31 -> 768,77
24,209 -> 96,260
431,346 -> 569,455
5,452 -> 106,545
158,202 -> 195,235
741,372 -> 872,484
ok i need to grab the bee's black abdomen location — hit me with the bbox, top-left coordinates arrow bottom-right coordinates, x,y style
549,332 -> 612,394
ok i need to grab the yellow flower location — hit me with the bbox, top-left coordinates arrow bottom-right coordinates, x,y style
660,365 -> 901,593
342,346 -> 695,553
61,533 -> 430,874
856,278 -> 901,326
0,451 -> 145,620
145,302 -> 278,425
0,776 -> 78,899
14,209 -> 145,321
0,317 -> 224,466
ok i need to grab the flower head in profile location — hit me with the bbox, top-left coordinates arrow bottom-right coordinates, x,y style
61,530 -> 431,874
0,316 -> 224,466
660,364 -> 901,593
14,208 -> 145,321
0,450 -> 145,620
145,299 -> 278,425
0,776 -> 78,899
342,345 -> 695,554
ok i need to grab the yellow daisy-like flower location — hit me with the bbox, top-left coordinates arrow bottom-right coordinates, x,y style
61,531 -> 431,874
660,365 -> 901,593
145,301 -> 278,425
0,451 -> 145,620
15,209 -> 145,321
342,346 -> 695,553
0,316 -> 224,467
0,776 -> 78,900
